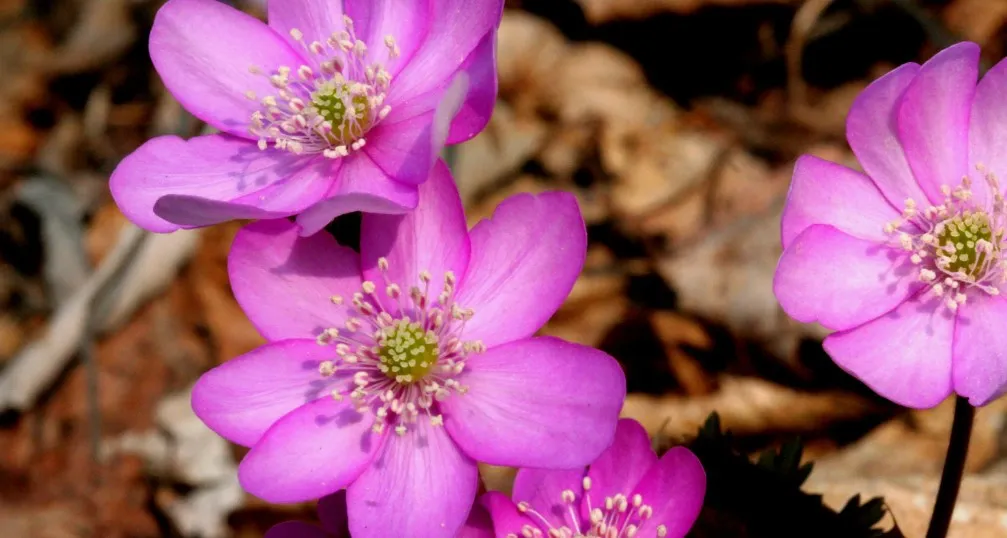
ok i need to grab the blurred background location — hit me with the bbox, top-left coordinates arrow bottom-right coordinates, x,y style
1,0 -> 1007,536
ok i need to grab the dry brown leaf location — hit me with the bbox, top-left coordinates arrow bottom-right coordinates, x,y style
621,376 -> 879,439
943,0 -> 1007,48
810,474 -> 1007,538
453,102 -> 548,205
649,311 -> 715,395
574,0 -> 802,24
496,11 -> 568,117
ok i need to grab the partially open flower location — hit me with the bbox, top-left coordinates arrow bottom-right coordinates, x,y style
775,42 -> 1007,407
110,0 -> 500,235
482,419 -> 706,538
191,162 -> 626,538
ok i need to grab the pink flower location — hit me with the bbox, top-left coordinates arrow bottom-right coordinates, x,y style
191,162 -> 626,538
265,491 -> 494,538
773,42 -> 1007,408
110,0 -> 500,235
482,419 -> 706,538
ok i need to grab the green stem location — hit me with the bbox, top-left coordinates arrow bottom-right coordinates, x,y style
925,396 -> 975,538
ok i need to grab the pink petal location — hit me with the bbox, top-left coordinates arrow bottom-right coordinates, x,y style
823,290 -> 955,409
265,521 -> 331,538
632,447 -> 706,538
773,224 -> 922,332
346,420 -> 478,538
344,0 -> 429,74
967,54 -> 1007,207
150,0 -> 304,138
586,419 -> 658,506
481,492 -> 539,538
952,296 -> 1007,406
846,62 -> 928,206
441,337 -> 625,468
318,491 -> 349,535
781,155 -> 900,250
192,340 -> 344,447
387,0 -> 502,103
229,219 -> 363,341
457,501 -> 495,538
109,135 -> 329,232
360,161 -> 470,309
364,75 -> 467,186
239,397 -> 382,503
455,192 -> 586,349
897,42 -> 979,204
267,0 -> 343,67
446,31 -> 497,145
511,467 -> 586,531
295,153 -> 420,236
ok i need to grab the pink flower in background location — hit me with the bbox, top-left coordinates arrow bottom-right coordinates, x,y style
110,0 -> 500,235
482,419 -> 706,538
265,491 -> 494,538
774,41 -> 1007,408
191,161 -> 626,538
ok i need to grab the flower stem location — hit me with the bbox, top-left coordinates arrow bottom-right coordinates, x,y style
925,396 -> 975,538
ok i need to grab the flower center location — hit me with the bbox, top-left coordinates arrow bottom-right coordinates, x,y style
315,258 -> 484,436
510,477 -> 668,538
885,169 -> 1007,311
246,16 -> 397,158
376,320 -> 439,382
933,210 -> 996,278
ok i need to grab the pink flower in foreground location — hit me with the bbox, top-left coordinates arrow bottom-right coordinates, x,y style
110,0 -> 500,235
265,490 -> 494,538
192,162 -> 626,538
482,419 -> 706,538
773,42 -> 1007,408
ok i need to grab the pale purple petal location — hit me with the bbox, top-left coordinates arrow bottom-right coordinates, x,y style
150,0 -> 305,137
897,42 -> 979,203
455,192 -> 586,349
846,62 -> 928,206
511,467 -> 586,531
952,296 -> 1007,406
967,55 -> 1007,206
781,155 -> 900,250
586,419 -> 658,505
265,521 -> 331,538
295,153 -> 420,236
192,340 -> 344,447
446,32 -> 497,145
344,0 -> 429,74
347,420 -> 478,538
239,397 -> 381,503
318,491 -> 349,535
442,337 -> 625,468
481,492 -> 539,538
268,0 -> 343,65
109,135 -> 329,233
229,219 -> 362,341
364,74 -> 467,186
457,501 -> 495,538
823,291 -> 954,409
386,0 -> 502,103
774,225 -> 922,331
632,447 -> 706,538
360,161 -> 470,307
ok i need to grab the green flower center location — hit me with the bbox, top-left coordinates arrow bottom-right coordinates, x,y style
376,320 -> 439,383
936,210 -> 998,277
310,81 -> 372,144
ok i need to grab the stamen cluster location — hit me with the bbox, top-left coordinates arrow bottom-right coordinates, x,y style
884,168 -> 1007,311
315,258 -> 484,436
247,15 -> 397,158
510,477 -> 668,538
